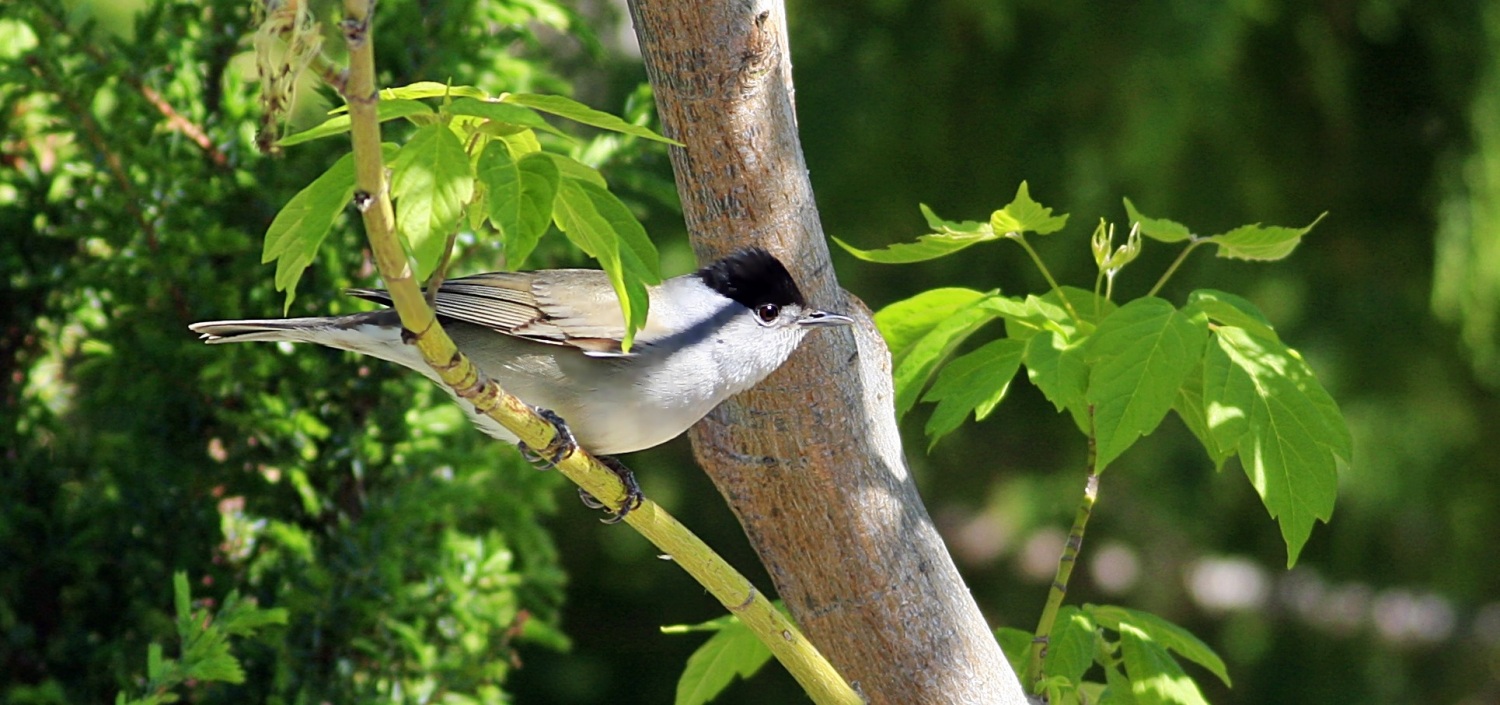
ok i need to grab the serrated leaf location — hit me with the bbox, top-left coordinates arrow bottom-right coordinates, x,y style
1123,198 -> 1193,243
873,288 -> 991,367
1204,326 -> 1345,566
390,123 -> 475,279
1205,213 -> 1326,261
477,143 -> 559,268
833,229 -> 1000,264
1184,289 -> 1280,343
995,626 -> 1033,679
1045,606 -> 1097,686
552,177 -> 659,350
991,181 -> 1069,235
1024,331 -> 1091,434
919,203 -> 990,234
1116,624 -> 1208,705
889,301 -> 1003,417
922,337 -> 1026,447
505,93 -> 681,145
1085,298 -> 1210,471
449,97 -> 570,139
278,99 -> 433,147
262,151 -> 358,312
1086,605 -> 1229,687
674,621 -> 773,705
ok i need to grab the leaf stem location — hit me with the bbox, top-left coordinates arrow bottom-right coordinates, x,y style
1026,407 -> 1101,692
1013,234 -> 1084,322
1146,238 -> 1206,298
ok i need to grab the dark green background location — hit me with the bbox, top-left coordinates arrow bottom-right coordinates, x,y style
3,0 -> 1497,703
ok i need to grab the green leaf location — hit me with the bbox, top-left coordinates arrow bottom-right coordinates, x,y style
375,81 -> 489,102
1024,330 -> 1091,434
540,152 -> 608,187
1172,361 -> 1233,471
1123,198 -> 1193,243
1045,606 -> 1097,686
888,301 -> 1003,417
1204,326 -> 1347,566
146,642 -> 165,681
833,229 -> 1000,264
1085,298 -> 1211,471
277,99 -> 433,147
262,151 -> 358,312
995,627 -> 1033,679
172,571 -> 191,624
661,613 -> 741,634
1116,624 -> 1209,705
449,97 -> 570,139
674,621 -> 773,705
552,177 -> 660,350
505,93 -> 682,145
477,142 -> 559,268
1205,213 -> 1326,261
1184,289 -> 1280,342
874,288 -> 991,367
1086,605 -> 1229,687
390,123 -> 475,279
922,338 -> 1025,447
919,203 -> 990,234
991,181 -> 1069,235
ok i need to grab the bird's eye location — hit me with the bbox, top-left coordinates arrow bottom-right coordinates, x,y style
756,303 -> 780,323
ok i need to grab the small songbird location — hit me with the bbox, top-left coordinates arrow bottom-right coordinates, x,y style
191,247 -> 851,462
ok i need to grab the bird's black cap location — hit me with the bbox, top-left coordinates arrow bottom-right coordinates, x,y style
696,247 -> 807,309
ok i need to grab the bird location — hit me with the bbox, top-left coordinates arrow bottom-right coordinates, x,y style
190,247 -> 852,519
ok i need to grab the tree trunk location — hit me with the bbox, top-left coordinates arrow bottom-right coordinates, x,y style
625,2 -> 1028,702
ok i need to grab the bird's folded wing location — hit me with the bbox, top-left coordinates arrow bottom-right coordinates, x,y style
347,269 -> 637,356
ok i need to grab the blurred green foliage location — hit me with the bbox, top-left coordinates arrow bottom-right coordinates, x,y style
3,0 -> 1499,704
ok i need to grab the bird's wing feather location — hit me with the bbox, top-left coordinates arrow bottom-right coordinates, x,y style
347,269 -> 645,356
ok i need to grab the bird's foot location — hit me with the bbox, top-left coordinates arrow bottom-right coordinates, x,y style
517,407 -> 577,470
578,455 -> 644,524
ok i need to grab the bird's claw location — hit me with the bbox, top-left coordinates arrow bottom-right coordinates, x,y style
579,455 -> 644,524
517,407 -> 577,469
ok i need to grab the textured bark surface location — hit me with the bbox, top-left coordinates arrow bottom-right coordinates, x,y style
626,2 -> 1027,702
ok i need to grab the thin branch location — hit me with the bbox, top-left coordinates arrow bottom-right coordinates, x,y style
1146,238 -> 1206,298
1012,234 -> 1084,322
332,2 -> 858,701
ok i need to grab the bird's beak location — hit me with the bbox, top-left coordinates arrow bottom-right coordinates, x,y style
797,310 -> 855,328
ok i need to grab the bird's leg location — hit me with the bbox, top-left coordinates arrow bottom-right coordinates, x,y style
578,455 -> 644,524
516,409 -> 642,523
517,407 -> 577,469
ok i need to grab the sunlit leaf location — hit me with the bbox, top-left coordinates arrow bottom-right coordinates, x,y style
1116,624 -> 1208,705
449,97 -> 570,139
278,99 -> 433,146
552,177 -> 660,350
834,229 -> 1000,263
887,300 -> 1003,417
262,152 -> 357,311
873,287 -> 991,365
991,181 -> 1069,235
1204,326 -> 1346,566
390,123 -> 475,279
919,203 -> 990,234
505,92 -> 681,145
477,142 -> 559,268
1045,606 -> 1097,686
1085,298 -> 1210,471
1123,198 -> 1193,243
1184,289 -> 1280,343
1205,213 -> 1326,261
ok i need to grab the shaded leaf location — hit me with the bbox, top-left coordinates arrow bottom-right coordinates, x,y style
1045,606 -> 1097,686
1123,198 -> 1193,243
1024,330 -> 1091,434
1204,326 -> 1346,566
505,92 -> 681,145
552,177 -> 660,350
1117,624 -> 1208,705
1086,605 -> 1229,687
674,621 -> 772,705
390,123 -> 475,279
1085,298 -> 1210,471
1173,361 -> 1233,471
1184,289 -> 1280,342
991,181 -> 1069,235
477,142 -> 559,268
995,627 -> 1033,679
922,337 -> 1026,447
1206,213 -> 1326,261
888,301 -> 1003,417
